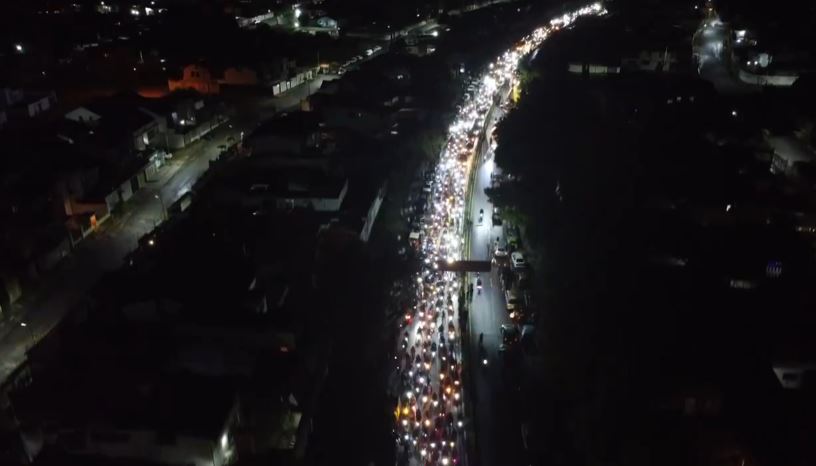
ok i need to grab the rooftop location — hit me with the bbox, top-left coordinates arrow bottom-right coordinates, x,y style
251,111 -> 324,138
12,371 -> 236,439
768,135 -> 816,164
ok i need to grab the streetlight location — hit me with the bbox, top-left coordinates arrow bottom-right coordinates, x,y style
154,193 -> 167,221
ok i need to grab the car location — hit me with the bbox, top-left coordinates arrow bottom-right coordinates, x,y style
501,324 -> 520,346
492,206 -> 503,225
494,241 -> 508,258
477,208 -> 484,225
505,289 -> 521,318
511,251 -> 526,269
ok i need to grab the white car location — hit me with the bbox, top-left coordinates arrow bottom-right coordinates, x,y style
511,251 -> 526,269
494,242 -> 508,258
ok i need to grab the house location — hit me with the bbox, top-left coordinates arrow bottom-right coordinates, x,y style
6,206 -> 322,464
168,64 -> 263,95
232,2 -> 275,29
246,111 -> 327,156
403,37 -> 437,57
12,373 -> 240,466
221,66 -> 259,86
312,92 -> 394,136
0,88 -> 57,122
568,62 -> 621,75
137,91 -> 227,150
768,135 -> 816,176
64,96 -> 164,152
621,50 -> 678,72
0,133 -> 97,291
60,94 -> 170,222
168,64 -> 221,95
216,163 -> 348,212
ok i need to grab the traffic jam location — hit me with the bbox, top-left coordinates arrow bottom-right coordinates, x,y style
393,4 -> 607,465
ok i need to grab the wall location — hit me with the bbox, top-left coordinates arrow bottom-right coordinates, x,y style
312,180 -> 348,212
360,184 -> 386,242
568,63 -> 621,75
166,116 -> 227,150
25,95 -> 53,117
119,178 -> 134,202
35,236 -> 71,272
168,66 -> 221,95
738,69 -> 798,87
220,67 -> 259,86
105,190 -> 121,213
1,274 -> 22,306
270,69 -> 315,96
63,430 -> 221,466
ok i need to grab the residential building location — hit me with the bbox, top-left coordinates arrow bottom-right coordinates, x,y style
0,88 -> 57,122
246,112 -> 328,156
216,164 -> 349,212
59,94 -> 170,227
621,50 -> 678,72
768,135 -> 816,176
168,65 -> 221,95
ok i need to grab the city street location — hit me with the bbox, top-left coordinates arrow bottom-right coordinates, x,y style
466,109 -> 526,466
392,5 -> 607,465
0,74 -> 336,386
693,16 -> 757,94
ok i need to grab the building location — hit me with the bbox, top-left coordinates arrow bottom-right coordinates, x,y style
0,88 -> 56,124
59,94 -> 171,229
168,64 -> 264,95
621,50 -> 678,72
12,374 -> 240,466
768,135 -> 816,176
0,133 -> 95,300
138,91 -> 228,150
216,164 -> 349,212
246,112 -> 327,156
168,65 -> 221,95
64,99 -> 164,152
